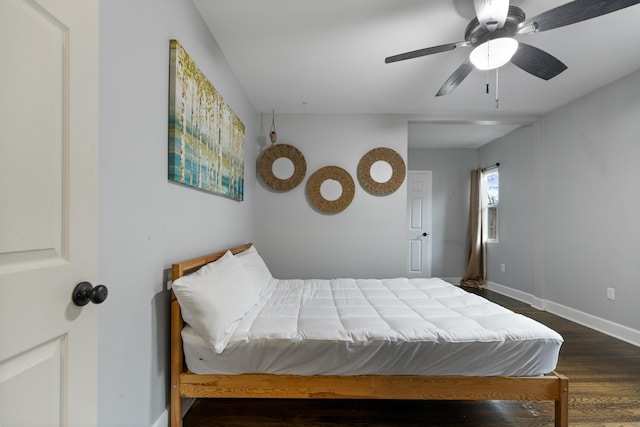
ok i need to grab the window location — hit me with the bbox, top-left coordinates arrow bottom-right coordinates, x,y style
484,168 -> 499,242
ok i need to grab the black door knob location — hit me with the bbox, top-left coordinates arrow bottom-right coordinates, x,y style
72,281 -> 108,306
422,232 -> 428,237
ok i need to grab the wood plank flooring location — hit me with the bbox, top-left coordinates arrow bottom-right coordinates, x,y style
183,289 -> 640,426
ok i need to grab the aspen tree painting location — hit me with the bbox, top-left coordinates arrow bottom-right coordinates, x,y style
168,40 -> 245,201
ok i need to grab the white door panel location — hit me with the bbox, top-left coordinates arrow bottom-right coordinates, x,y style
0,0 -> 99,425
406,171 -> 432,277
0,338 -> 64,426
0,0 -> 66,269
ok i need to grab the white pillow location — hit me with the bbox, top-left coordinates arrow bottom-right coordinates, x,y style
172,250 -> 259,353
234,245 -> 273,295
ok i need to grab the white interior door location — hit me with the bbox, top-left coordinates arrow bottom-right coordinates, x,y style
0,0 -> 99,425
406,171 -> 432,277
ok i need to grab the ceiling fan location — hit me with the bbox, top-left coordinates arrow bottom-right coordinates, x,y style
385,0 -> 640,97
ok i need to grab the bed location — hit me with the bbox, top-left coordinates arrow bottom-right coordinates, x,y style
170,243 -> 568,427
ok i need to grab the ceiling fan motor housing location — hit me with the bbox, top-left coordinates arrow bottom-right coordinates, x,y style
464,6 -> 526,46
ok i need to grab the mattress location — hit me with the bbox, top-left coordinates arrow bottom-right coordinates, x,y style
182,277 -> 563,376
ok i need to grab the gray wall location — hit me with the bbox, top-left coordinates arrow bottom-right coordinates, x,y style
255,114 -> 408,279
407,149 -> 478,277
99,0 -> 258,425
541,69 -> 640,330
479,69 -> 640,332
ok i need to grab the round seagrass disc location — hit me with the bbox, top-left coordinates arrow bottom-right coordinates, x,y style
357,147 -> 406,195
306,166 -> 355,214
258,144 -> 306,191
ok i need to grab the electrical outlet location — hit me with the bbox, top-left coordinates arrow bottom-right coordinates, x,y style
500,264 -> 505,272
607,287 -> 615,300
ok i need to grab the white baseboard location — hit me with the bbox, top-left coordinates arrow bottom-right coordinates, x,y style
486,281 -> 640,348
150,398 -> 195,427
485,281 -> 536,306
151,410 -> 168,427
543,299 -> 640,348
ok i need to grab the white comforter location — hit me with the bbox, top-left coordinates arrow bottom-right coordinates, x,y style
182,277 -> 563,376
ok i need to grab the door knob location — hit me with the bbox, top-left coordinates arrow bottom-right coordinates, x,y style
72,281 -> 108,306
422,232 -> 429,237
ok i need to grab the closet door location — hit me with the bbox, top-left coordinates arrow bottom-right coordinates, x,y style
407,171 -> 432,277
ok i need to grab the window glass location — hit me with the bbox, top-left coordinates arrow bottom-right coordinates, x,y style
484,169 -> 499,241
486,170 -> 499,206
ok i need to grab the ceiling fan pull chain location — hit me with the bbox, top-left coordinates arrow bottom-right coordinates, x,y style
495,68 -> 500,109
486,71 -> 490,94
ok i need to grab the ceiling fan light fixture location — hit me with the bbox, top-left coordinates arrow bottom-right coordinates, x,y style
469,37 -> 519,70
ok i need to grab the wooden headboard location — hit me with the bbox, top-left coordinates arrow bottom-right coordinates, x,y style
171,242 -> 253,282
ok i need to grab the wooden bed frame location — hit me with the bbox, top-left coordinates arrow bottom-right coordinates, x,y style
170,243 -> 569,427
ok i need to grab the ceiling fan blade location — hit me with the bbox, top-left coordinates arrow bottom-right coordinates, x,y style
385,41 -> 469,64
436,60 -> 474,96
518,0 -> 640,33
510,43 -> 568,80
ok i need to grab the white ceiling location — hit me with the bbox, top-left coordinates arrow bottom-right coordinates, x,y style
193,0 -> 640,148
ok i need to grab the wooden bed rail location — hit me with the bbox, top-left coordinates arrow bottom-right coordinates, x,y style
178,371 -> 568,402
170,297 -> 184,427
169,243 -> 568,427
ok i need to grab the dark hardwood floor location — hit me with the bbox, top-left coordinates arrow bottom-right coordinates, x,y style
183,289 -> 640,426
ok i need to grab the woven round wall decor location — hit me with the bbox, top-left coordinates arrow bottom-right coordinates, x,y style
306,166 -> 355,214
258,144 -> 306,191
357,147 -> 406,195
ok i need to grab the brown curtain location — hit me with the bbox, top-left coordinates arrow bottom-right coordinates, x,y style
460,169 -> 486,289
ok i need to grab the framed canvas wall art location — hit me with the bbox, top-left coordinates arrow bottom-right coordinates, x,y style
168,40 -> 245,201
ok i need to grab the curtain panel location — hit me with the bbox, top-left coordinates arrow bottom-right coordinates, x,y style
460,168 -> 486,289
